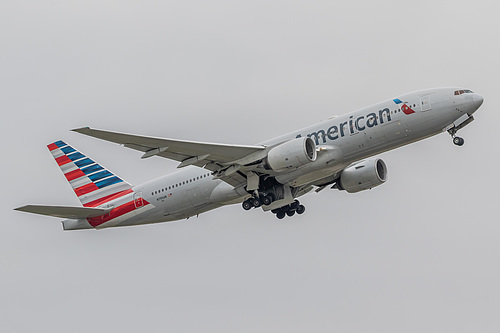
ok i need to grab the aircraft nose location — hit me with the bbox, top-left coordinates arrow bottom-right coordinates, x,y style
473,93 -> 484,109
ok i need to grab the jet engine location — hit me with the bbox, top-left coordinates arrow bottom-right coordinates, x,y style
266,137 -> 317,171
337,158 -> 387,193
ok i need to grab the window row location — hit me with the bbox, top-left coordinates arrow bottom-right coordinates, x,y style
152,173 -> 211,196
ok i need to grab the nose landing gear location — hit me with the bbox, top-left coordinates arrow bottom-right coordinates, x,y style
453,136 -> 465,146
448,127 -> 465,146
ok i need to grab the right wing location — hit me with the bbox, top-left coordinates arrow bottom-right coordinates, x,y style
14,205 -> 112,219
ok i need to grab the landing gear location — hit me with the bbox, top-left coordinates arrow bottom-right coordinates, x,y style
242,200 -> 252,211
453,136 -> 465,146
272,200 -> 306,220
242,192 -> 276,211
448,127 -> 465,146
261,195 -> 272,206
241,191 -> 306,220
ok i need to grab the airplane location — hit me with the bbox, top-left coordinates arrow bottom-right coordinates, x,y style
15,87 -> 484,230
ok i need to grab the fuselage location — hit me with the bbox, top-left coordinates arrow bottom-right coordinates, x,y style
63,87 -> 483,230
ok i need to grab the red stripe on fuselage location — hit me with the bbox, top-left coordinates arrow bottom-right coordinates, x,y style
87,199 -> 150,227
55,155 -> 71,166
47,143 -> 59,151
65,169 -> 86,181
83,189 -> 134,207
74,182 -> 99,196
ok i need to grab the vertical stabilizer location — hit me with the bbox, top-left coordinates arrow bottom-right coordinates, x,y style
47,140 -> 133,207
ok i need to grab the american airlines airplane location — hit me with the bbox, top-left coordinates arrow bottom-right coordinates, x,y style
15,87 -> 483,230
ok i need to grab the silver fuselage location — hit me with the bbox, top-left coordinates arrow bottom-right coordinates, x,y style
63,87 -> 483,229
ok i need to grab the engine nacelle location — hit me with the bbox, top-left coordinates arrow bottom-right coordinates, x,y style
266,137 -> 317,171
338,158 -> 388,193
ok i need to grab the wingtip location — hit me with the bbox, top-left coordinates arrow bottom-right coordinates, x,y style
71,126 -> 91,133
14,205 -> 30,212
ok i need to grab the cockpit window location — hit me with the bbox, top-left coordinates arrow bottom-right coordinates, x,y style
454,89 -> 473,95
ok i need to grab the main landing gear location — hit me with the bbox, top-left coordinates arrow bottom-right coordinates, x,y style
271,200 -> 305,220
242,193 -> 276,211
242,195 -> 306,220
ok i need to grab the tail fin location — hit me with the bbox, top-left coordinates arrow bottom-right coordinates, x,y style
47,140 -> 133,207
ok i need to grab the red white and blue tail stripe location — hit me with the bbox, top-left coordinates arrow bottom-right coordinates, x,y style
47,140 -> 133,207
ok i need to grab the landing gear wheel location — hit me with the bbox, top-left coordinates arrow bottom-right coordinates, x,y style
296,205 -> 305,215
453,136 -> 465,146
276,211 -> 286,219
286,210 -> 295,217
252,197 -> 262,208
267,193 -> 276,203
242,200 -> 252,211
261,195 -> 272,206
290,200 -> 299,210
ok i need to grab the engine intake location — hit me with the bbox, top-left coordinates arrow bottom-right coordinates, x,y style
266,137 -> 317,171
338,158 -> 387,193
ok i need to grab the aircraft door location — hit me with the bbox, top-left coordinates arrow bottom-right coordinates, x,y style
134,192 -> 144,208
420,95 -> 431,111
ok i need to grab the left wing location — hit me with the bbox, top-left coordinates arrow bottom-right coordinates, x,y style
72,127 -> 269,187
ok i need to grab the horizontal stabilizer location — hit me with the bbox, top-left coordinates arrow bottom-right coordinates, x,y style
14,205 -> 112,219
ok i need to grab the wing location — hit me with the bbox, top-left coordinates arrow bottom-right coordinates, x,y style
72,127 -> 269,187
14,205 -> 112,219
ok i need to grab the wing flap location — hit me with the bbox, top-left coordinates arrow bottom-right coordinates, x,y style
14,205 -> 112,219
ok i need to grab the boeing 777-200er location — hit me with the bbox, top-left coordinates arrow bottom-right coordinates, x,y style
15,88 -> 484,230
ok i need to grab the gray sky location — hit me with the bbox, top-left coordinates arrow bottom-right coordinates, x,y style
2,0 -> 499,332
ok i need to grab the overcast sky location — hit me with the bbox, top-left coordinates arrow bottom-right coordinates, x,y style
2,0 -> 499,332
